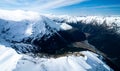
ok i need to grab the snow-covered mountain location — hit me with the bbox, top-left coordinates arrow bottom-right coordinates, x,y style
0,10 -> 63,53
0,9 -> 120,71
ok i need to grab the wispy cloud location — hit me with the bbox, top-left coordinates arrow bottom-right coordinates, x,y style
39,0 -> 86,10
79,5 -> 120,9
0,0 -> 86,11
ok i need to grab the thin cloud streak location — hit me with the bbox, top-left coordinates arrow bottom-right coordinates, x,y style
79,5 -> 120,9
39,0 -> 86,10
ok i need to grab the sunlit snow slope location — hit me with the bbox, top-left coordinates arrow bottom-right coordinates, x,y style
0,45 -> 22,71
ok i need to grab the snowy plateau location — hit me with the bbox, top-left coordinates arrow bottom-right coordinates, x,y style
0,9 -> 120,71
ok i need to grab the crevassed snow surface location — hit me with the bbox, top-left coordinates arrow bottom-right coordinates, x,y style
0,10 -> 115,71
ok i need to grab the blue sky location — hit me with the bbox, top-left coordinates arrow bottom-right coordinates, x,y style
0,0 -> 120,16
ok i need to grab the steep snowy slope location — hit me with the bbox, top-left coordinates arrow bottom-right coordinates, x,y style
0,45 -> 22,71
0,10 -> 63,53
0,16 -> 59,42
